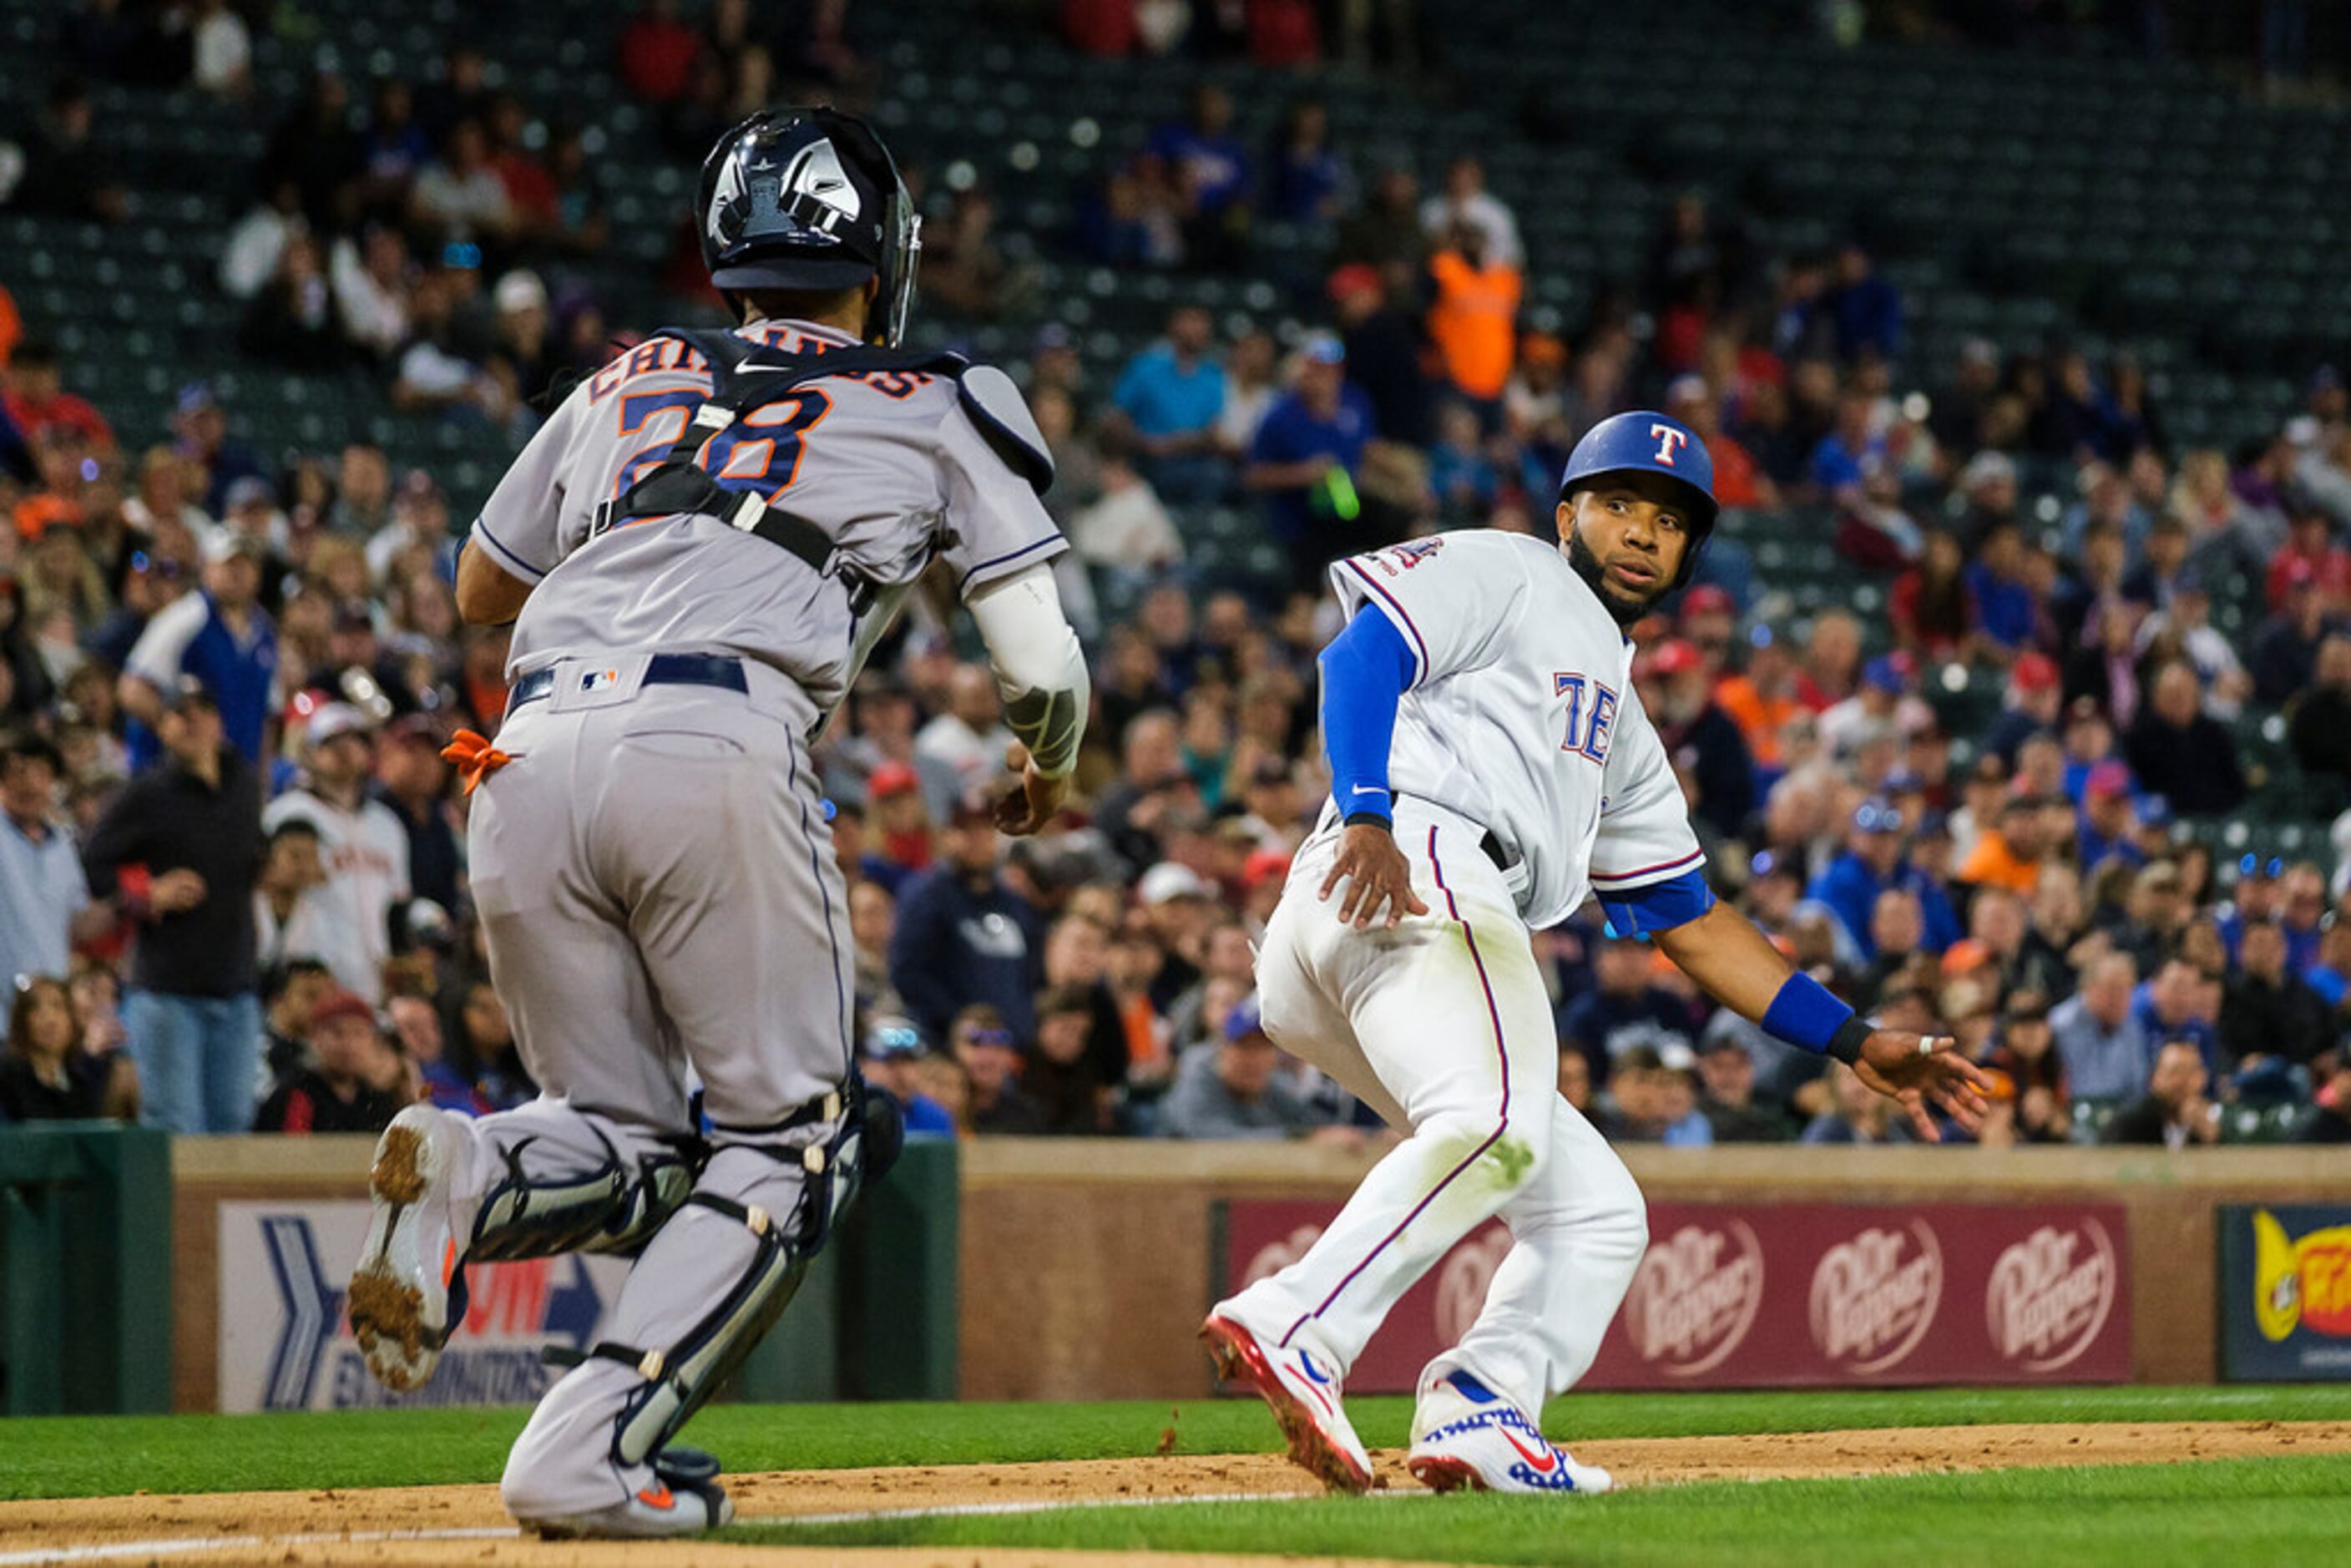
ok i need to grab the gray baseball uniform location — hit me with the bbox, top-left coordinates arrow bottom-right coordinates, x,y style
447,317 -> 1064,1519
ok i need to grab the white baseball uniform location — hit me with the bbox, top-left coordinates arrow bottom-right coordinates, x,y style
1236,529 -> 1705,1426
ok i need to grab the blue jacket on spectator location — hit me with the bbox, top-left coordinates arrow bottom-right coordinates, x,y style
887,867 -> 1044,1044
1828,274 -> 1903,362
122,591 -> 277,771
1808,851 -> 1959,960
1249,384 -> 1376,542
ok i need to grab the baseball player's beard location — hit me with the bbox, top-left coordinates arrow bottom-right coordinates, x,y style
1565,522 -> 1664,628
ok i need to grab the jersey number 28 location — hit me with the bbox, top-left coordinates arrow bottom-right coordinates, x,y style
614,388 -> 834,502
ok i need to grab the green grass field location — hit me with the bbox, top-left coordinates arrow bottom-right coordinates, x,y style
8,1386 -> 2348,1564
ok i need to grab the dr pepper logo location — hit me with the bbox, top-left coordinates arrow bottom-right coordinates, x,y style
1624,1222 -> 1765,1376
1985,1222 -> 2118,1371
1809,1222 -> 1943,1373
2252,1209 -> 2351,1341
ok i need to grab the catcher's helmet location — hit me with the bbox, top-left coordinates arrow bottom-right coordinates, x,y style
697,106 -> 922,346
1557,411 -> 1719,589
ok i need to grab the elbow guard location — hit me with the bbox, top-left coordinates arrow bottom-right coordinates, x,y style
969,564 -> 1090,777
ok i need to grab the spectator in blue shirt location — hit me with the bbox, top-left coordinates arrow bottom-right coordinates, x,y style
1245,335 -> 1378,589
2131,955 -> 2222,1075
859,1016 -> 958,1139
1965,522 -> 2040,650
1111,306 -> 1230,506
1808,799 -> 1949,960
887,791 -> 1046,1044
2050,953 -> 2155,1102
1262,99 -> 1349,226
118,531 -> 278,771
1825,243 -> 1902,363
1807,392 -> 1884,506
1146,83 -> 1251,269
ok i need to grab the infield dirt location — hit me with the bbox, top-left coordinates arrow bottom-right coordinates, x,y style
2,1421 -> 2343,1566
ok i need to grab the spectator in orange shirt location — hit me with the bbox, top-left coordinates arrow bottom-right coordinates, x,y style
1714,625 -> 1807,779
1666,376 -> 1779,513
1425,221 -> 1521,424
1959,792 -> 2051,896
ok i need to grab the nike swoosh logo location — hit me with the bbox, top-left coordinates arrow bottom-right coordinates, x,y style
1348,786 -> 1385,797
637,1485 -> 675,1510
1499,1426 -> 1558,1473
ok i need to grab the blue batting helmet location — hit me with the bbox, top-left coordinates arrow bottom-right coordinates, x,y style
1558,411 -> 1719,588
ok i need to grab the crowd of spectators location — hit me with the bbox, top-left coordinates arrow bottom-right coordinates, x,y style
2,0 -> 2349,1154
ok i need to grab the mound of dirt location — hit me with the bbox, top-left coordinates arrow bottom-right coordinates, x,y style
3,1421 -> 2343,1567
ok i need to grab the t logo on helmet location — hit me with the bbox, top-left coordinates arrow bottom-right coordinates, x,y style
1649,423 -> 1690,467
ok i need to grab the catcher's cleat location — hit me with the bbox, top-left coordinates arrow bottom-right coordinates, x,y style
349,1105 -> 469,1392
516,1447 -> 734,1539
1406,1370 -> 1612,1495
1201,1309 -> 1373,1494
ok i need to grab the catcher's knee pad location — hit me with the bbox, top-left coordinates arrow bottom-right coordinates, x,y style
559,1088 -> 880,1469
467,1125 -> 702,1267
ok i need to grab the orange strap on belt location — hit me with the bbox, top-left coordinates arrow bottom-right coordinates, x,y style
441,728 -> 518,795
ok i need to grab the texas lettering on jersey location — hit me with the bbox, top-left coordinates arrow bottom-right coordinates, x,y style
1552,674 -> 1619,764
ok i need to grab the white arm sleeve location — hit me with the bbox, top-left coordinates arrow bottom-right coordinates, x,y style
966,562 -> 1090,779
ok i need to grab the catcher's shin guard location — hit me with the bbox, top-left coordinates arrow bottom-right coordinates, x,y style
467,1126 -> 702,1267
552,1086 -> 887,1469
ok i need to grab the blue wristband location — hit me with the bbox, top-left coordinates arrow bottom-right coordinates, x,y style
1761,972 -> 1858,1057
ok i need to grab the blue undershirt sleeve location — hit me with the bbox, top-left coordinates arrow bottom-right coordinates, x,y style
1317,608 -> 1417,828
1597,867 -> 1716,938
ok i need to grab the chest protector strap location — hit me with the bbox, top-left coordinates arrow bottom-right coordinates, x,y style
589,329 -> 970,615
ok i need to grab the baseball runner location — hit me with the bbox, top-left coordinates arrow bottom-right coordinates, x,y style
345,107 -> 1088,1538
1204,412 -> 1991,1495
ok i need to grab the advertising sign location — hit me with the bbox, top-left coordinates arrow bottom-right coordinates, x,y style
2218,1205 -> 2351,1382
1220,1200 -> 2129,1390
216,1200 -> 633,1413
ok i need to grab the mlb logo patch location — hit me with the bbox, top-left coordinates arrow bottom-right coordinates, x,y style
579,668 -> 620,693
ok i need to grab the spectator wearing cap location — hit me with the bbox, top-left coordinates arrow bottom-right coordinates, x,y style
860,1016 -> 958,1138
1111,306 -> 1230,507
1559,937 -> 1699,1085
118,529 -> 276,771
1245,335 -> 1378,589
170,382 -> 267,518
2123,660 -> 2246,817
0,731 -> 97,994
862,761 -> 932,886
1817,653 -> 1919,761
2222,919 -> 2331,1071
258,956 -> 335,1101
372,716 -> 462,915
2252,560 -> 2334,706
1980,651 -> 2065,769
262,704 -> 409,1003
1331,263 -> 1433,449
2099,1039 -> 2217,1149
1641,639 -> 1753,844
82,677 -> 264,1134
888,789 -> 1045,1044
1160,995 -> 1321,1140
1810,799 -> 1956,960
2214,856 -> 2282,964
2075,762 -> 2146,873
1696,1036 -> 1787,1142
949,1004 -> 1044,1135
253,989 -> 407,1134
1134,862 -> 1216,1009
